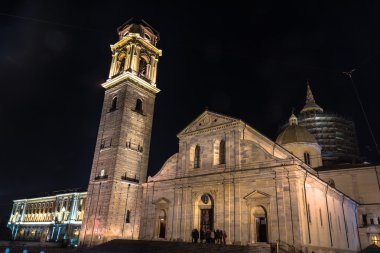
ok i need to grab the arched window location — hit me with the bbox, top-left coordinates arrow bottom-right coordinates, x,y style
194,145 -> 201,168
219,140 -> 226,165
110,97 -> 117,112
138,58 -> 148,77
304,152 -> 310,165
116,53 -> 126,75
135,99 -> 143,113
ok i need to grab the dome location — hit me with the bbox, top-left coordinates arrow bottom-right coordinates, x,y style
276,114 -> 317,145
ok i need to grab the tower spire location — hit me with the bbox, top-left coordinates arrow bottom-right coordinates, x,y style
306,80 -> 316,104
300,80 -> 324,114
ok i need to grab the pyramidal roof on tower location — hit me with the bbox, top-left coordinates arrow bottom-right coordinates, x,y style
300,81 -> 324,114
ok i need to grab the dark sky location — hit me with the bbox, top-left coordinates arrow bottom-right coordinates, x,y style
1,1 -> 380,219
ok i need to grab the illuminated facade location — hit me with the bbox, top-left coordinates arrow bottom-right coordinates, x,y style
9,19 -> 379,253
79,18 -> 161,246
319,164 -> 380,249
77,19 -> 360,253
140,110 -> 360,253
7,190 -> 86,246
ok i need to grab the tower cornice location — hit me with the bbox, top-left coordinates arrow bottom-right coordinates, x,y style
102,71 -> 160,94
111,34 -> 162,56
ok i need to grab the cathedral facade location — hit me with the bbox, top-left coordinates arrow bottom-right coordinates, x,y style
138,110 -> 359,253
78,19 -> 360,253
9,19 -> 380,252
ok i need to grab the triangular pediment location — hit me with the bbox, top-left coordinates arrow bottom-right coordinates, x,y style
177,110 -> 241,137
243,190 -> 270,200
153,197 -> 171,205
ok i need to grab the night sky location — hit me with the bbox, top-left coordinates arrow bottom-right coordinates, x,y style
1,1 -> 380,220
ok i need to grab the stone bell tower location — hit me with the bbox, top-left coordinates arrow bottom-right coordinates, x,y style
80,18 -> 162,246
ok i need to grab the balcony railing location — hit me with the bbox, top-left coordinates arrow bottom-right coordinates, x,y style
121,176 -> 139,183
94,175 -> 108,180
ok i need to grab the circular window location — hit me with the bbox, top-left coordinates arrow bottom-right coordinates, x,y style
201,194 -> 209,204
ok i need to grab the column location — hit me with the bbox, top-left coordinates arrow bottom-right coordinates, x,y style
148,55 -> 155,80
108,52 -> 117,78
70,195 -> 79,221
129,44 -> 136,71
20,201 -> 27,222
151,57 -> 158,84
132,46 -> 141,73
124,45 -> 131,70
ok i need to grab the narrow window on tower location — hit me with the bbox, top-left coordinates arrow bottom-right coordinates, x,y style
304,152 -> 311,165
219,140 -> 226,165
110,97 -> 117,112
138,58 -> 148,77
194,145 -> 201,168
126,210 -> 131,223
307,203 -> 311,224
363,214 -> 367,226
135,99 -> 143,114
319,208 -> 323,227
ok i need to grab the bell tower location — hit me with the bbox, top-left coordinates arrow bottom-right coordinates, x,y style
80,18 -> 162,246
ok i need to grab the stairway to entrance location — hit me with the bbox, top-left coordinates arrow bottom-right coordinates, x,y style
80,239 -> 271,253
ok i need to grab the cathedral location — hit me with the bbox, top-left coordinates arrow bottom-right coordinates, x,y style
8,19 -> 380,252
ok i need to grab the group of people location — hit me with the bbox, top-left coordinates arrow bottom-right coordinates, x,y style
191,228 -> 227,245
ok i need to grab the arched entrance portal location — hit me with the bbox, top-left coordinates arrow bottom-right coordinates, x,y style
194,193 -> 214,234
158,210 -> 166,238
251,206 -> 268,243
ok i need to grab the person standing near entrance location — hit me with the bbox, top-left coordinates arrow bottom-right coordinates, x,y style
210,230 -> 215,244
222,230 -> 227,245
200,229 -> 205,243
191,229 -> 196,243
215,229 -> 221,244
194,229 -> 199,243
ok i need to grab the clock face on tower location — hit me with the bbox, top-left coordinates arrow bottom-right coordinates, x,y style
201,194 -> 209,204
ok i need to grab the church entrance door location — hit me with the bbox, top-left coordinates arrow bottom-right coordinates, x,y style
250,205 -> 268,243
256,217 -> 267,242
159,219 -> 166,238
195,193 -> 214,238
200,208 -> 213,232
158,209 -> 166,239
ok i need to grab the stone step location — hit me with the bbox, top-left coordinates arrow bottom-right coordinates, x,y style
80,239 -> 271,253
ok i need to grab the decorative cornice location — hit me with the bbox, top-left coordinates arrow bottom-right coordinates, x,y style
177,110 -> 243,138
111,34 -> 162,56
102,71 -> 160,95
178,121 -> 242,138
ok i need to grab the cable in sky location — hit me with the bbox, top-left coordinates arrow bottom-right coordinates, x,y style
342,69 -> 380,155
0,12 -> 105,33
